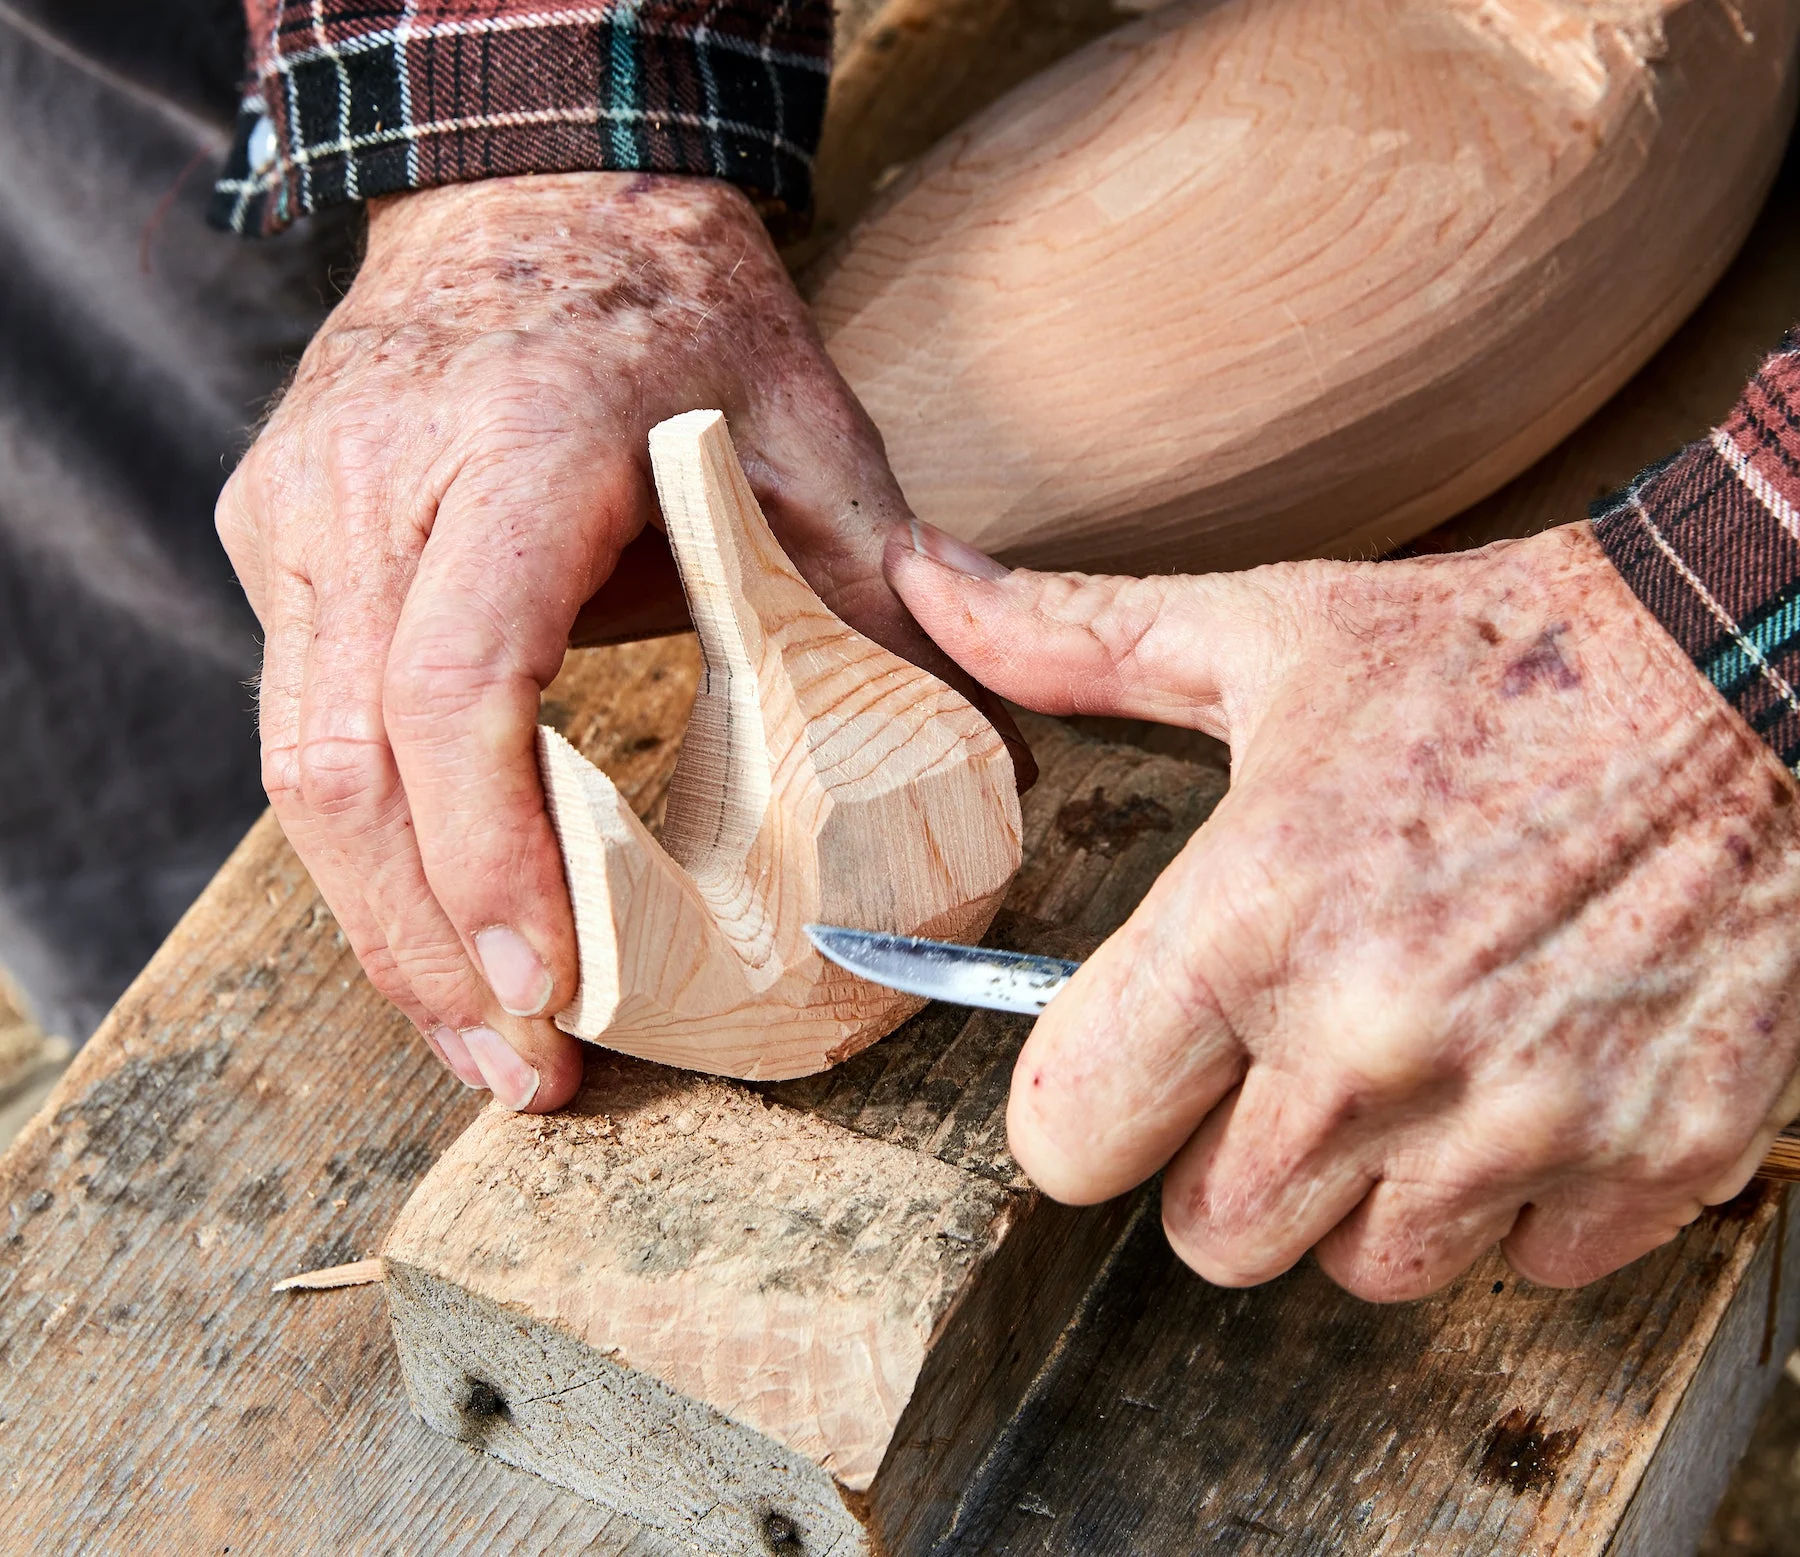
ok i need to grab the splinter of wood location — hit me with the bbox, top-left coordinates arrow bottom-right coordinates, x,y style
270,1257 -> 386,1293
538,410 -> 1022,1080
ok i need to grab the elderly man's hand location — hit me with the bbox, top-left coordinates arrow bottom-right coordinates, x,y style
216,172 -> 1006,1110
889,519 -> 1800,1298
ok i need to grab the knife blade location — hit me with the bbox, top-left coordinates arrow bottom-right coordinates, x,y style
805,924 -> 1079,1015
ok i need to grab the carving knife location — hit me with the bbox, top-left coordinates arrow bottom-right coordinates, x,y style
804,922 -> 1800,1186
805,924 -> 1078,1015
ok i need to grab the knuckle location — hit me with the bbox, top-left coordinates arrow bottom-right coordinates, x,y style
1469,1095 -> 1589,1182
462,376 -> 576,448
384,621 -> 519,730
293,733 -> 389,818
357,950 -> 424,1022
384,654 -> 491,731
1315,975 -> 1452,1101
1139,950 -> 1234,1054
1504,1243 -> 1594,1290
1163,1228 -> 1284,1289
1161,1178 -> 1284,1283
1652,1117 -> 1746,1189
1035,573 -> 1164,683
215,471 -> 252,551
1315,1218 -> 1454,1304
219,438 -> 309,552
260,741 -> 302,808
324,422 -> 411,512
396,952 -> 487,1027
1329,1257 -> 1436,1304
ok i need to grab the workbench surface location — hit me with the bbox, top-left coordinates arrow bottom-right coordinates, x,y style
5,96 -> 1800,1557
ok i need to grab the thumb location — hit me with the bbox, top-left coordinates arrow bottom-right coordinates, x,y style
885,520 -> 1283,735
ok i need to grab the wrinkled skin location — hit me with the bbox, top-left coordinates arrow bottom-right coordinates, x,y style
889,519 -> 1800,1299
216,172 -> 1023,1110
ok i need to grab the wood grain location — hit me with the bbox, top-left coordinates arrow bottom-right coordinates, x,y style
1413,133 -> 1800,555
0,965 -> 70,1153
1608,1193 -> 1797,1556
811,0 -> 1799,575
541,411 -> 1020,1079
387,716 -> 1223,1557
1760,1129 -> 1800,1184
0,642 -> 711,1555
788,0 -> 1126,275
933,1185 -> 1800,1555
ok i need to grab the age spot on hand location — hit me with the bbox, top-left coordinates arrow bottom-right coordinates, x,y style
1499,624 -> 1580,698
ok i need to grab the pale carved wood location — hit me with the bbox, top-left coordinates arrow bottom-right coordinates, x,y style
810,0 -> 1800,575
539,410 -> 1021,1080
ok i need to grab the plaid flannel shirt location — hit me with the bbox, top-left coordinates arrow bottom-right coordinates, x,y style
1595,332 -> 1800,774
208,0 -> 832,236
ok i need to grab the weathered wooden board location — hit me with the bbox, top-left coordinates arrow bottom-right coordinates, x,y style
386,714 -> 1219,1556
942,1186 -> 1799,1556
0,640 -> 706,1555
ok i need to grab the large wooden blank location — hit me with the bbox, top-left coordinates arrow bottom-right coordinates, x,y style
812,0 -> 1800,574
540,410 -> 1020,1080
386,716 -> 1227,1557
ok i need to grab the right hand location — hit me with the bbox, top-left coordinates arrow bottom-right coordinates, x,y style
216,171 -> 1025,1111
888,519 -> 1800,1299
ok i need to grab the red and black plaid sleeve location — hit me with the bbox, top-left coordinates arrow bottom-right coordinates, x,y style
208,0 -> 832,237
1593,332 -> 1800,771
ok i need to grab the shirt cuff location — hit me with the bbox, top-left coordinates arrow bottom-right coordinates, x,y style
1592,331 -> 1800,773
209,0 -> 831,238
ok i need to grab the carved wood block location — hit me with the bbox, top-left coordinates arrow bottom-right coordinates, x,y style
385,717 -> 1228,1556
539,410 -> 1021,1080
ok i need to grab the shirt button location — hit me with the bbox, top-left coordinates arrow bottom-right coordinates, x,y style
248,115 -> 279,176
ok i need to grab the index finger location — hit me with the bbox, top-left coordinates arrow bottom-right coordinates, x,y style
1008,818 -> 1264,1204
383,446 -> 643,1051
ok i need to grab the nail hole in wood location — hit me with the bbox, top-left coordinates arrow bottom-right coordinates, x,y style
762,1510 -> 801,1550
463,1378 -> 506,1419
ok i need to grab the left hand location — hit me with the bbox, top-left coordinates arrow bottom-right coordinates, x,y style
888,518 -> 1800,1299
214,173 -> 1027,1112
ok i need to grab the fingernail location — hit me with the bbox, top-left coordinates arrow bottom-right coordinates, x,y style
476,925 -> 555,1017
909,519 -> 1011,581
461,1025 -> 542,1111
431,1025 -> 486,1090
